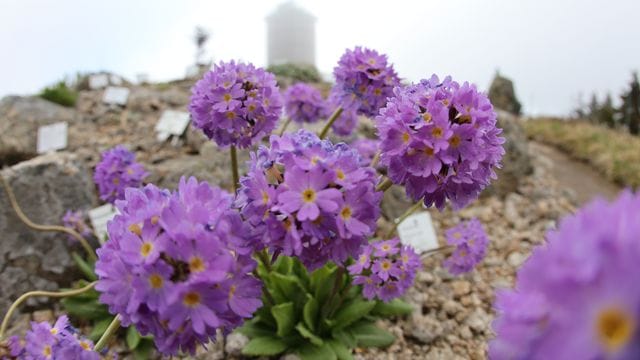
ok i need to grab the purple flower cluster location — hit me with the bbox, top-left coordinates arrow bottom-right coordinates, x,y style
189,61 -> 283,148
348,238 -> 421,302
237,130 -> 382,270
95,177 -> 261,355
7,315 -> 100,359
332,47 -> 400,117
351,138 -> 380,167
376,75 -> 505,210
442,218 -> 489,274
283,83 -> 327,123
94,145 -> 148,204
62,210 -> 93,242
327,90 -> 359,136
490,191 -> 640,359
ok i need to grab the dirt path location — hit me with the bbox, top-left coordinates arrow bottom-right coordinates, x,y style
530,142 -> 621,205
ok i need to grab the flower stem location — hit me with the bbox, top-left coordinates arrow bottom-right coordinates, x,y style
318,107 -> 343,139
0,175 -> 97,262
323,267 -> 345,318
279,118 -> 292,136
385,202 -> 424,238
0,281 -> 97,340
93,315 -> 121,352
375,176 -> 393,192
230,145 -> 239,193
419,245 -> 455,259
369,150 -> 381,168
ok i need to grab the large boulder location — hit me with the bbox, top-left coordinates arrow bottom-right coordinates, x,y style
0,152 -> 98,315
485,110 -> 533,197
488,72 -> 522,115
0,96 -> 80,165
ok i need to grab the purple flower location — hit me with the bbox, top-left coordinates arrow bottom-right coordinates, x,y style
349,239 -> 421,302
94,145 -> 148,203
351,138 -> 380,167
20,316 -> 99,360
95,177 -> 262,355
327,89 -> 359,136
189,60 -> 283,148
62,210 -> 93,242
442,218 -> 489,274
376,75 -> 505,210
332,47 -> 400,117
237,129 -> 382,270
490,191 -> 640,359
284,83 -> 327,123
7,335 -> 24,357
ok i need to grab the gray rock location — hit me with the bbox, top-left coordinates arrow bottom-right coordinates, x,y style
409,314 -> 443,344
0,96 -> 80,164
484,110 -> 533,197
488,72 -> 522,115
0,152 -> 98,315
225,332 -> 249,356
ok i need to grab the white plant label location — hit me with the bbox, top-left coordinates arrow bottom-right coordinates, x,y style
155,110 -> 191,141
88,74 -> 109,89
37,122 -> 68,154
88,204 -> 118,244
397,211 -> 440,253
110,74 -> 123,86
102,86 -> 130,106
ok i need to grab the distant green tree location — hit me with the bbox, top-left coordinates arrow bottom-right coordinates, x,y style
621,72 -> 640,135
39,81 -> 77,107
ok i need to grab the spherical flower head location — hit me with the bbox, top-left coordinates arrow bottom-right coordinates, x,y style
21,315 -> 100,360
189,60 -> 284,148
442,218 -> 489,274
94,145 -> 148,203
332,47 -> 400,117
327,89 -> 359,136
490,191 -> 640,359
351,138 -> 380,167
62,209 -> 93,242
376,75 -> 505,210
284,83 -> 327,123
348,238 -> 421,302
95,177 -> 262,355
237,129 -> 382,270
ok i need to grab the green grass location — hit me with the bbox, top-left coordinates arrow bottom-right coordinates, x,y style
524,118 -> 640,188
39,81 -> 78,107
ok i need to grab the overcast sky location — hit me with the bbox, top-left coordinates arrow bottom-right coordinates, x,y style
1,0 -> 639,115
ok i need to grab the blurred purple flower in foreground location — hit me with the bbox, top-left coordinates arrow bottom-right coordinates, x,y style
490,191 -> 640,359
189,60 -> 283,148
94,145 -> 147,204
376,75 -> 505,210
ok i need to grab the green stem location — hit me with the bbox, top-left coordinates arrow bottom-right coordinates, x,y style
230,145 -> 239,193
1,175 -> 97,262
328,283 -> 352,319
369,150 -> 381,168
375,176 -> 393,192
323,267 -> 345,318
421,245 -> 454,258
385,202 -> 424,238
318,107 -> 343,139
279,118 -> 292,136
258,248 -> 272,273
93,315 -> 121,352
0,282 -> 97,340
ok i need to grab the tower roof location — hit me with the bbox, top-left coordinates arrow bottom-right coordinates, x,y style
266,1 -> 316,22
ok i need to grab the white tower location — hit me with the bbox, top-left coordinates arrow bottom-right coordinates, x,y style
266,2 -> 316,67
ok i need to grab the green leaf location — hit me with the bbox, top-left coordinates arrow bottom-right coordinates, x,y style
271,302 -> 296,337
272,272 -> 306,301
303,294 -> 319,331
348,322 -> 395,348
371,299 -> 414,317
126,326 -> 142,350
292,257 -> 311,289
132,339 -> 155,360
297,343 -> 337,360
71,252 -> 97,281
331,329 -> 357,348
61,297 -> 110,320
237,318 -> 274,338
310,265 -> 337,305
242,336 -> 289,356
327,339 -> 354,360
330,299 -> 376,329
295,322 -> 323,346
273,255 -> 293,274
88,317 -> 112,341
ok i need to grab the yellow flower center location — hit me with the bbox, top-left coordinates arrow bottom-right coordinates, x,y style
453,232 -> 462,239
359,255 -> 368,264
374,88 -> 382,96
248,104 -> 256,112
596,307 -> 635,351
340,206 -> 352,220
336,169 -> 345,180
183,292 -> 201,307
381,261 -> 392,270
128,223 -> 142,236
225,111 -> 236,119
424,147 -> 435,156
432,127 -> 443,138
112,177 -> 120,185
151,215 -> 159,225
423,112 -> 432,122
311,156 -> 320,165
449,135 -> 461,147
261,190 -> 269,204
402,132 -> 410,143
302,189 -> 316,203
382,244 -> 390,252
80,341 -> 91,351
458,114 -> 472,124
149,274 -> 163,289
43,345 -> 52,357
189,256 -> 206,273
223,93 -> 232,102
229,285 -> 237,299
50,328 -> 58,335
140,242 -> 153,257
